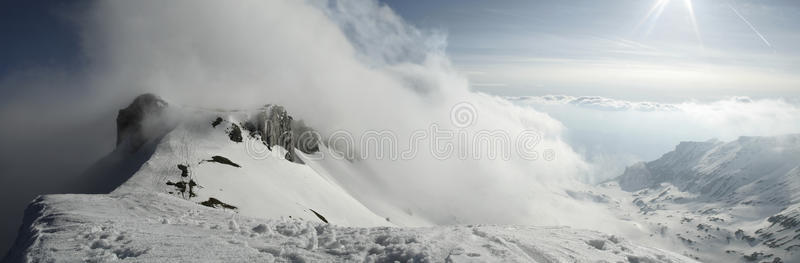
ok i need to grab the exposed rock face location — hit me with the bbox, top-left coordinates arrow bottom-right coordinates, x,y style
757,203 -> 800,251
70,94 -> 169,194
263,106 -> 294,161
115,94 -> 318,162
248,105 -> 319,163
116,94 -> 169,152
617,139 -> 721,192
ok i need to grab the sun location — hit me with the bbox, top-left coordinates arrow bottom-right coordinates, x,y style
634,0 -> 702,45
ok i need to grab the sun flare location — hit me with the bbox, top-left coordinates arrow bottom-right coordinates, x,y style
634,0 -> 702,45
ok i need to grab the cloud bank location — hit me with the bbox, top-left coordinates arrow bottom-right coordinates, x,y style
514,95 -> 800,181
83,0 -> 613,229
0,0 -> 628,246
509,95 -> 681,112
6,0 -> 800,254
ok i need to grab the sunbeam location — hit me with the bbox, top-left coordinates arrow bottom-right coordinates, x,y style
633,0 -> 670,36
683,0 -> 703,47
633,0 -> 703,47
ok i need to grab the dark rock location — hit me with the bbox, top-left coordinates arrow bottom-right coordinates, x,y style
116,94 -> 169,152
246,105 -> 319,163
166,181 -> 186,194
241,121 -> 259,138
265,106 -> 294,161
167,178 -> 200,198
226,123 -> 243,143
201,155 -> 240,168
188,180 -> 199,197
211,117 -> 223,128
200,197 -> 237,210
177,164 -> 189,177
309,209 -> 328,224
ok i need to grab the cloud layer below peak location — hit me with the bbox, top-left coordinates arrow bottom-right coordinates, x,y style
512,95 -> 800,182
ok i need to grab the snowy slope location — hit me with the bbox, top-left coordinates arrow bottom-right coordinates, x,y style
617,135 -> 800,205
4,193 -> 692,263
113,111 -> 392,227
3,94 -> 697,262
594,135 -> 800,262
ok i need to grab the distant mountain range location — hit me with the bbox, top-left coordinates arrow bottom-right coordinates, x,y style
595,134 -> 800,262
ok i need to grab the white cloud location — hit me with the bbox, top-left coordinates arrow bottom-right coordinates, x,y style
509,95 -> 680,112
460,55 -> 800,99
3,0 -> 800,253
0,0 -> 627,232
515,95 -> 800,182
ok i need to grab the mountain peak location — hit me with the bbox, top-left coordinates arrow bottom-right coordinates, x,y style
616,135 -> 800,201
116,94 -> 169,152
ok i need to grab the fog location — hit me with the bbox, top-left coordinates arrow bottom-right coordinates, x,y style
82,0 -> 620,229
517,95 -> 800,182
2,0 -> 800,256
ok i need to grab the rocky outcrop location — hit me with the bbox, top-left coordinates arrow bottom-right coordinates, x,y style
116,94 -> 169,152
116,94 -> 318,163
70,94 -> 170,194
246,105 -> 319,163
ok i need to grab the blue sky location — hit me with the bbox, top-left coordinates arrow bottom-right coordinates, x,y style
1,0 -> 799,102
381,0 -> 800,101
0,1 -> 83,75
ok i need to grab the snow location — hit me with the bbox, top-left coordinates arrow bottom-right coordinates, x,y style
5,193 -> 692,262
13,101 -> 800,262
617,134 -> 800,203
592,134 -> 800,262
113,111 -> 392,227
2,105 -> 700,262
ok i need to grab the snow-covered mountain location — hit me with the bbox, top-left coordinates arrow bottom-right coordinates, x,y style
618,135 -> 800,204
594,135 -> 800,262
7,94 -> 798,262
2,94 -> 694,262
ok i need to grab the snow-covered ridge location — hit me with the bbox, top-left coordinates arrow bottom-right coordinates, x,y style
617,134 -> 800,203
602,134 -> 800,262
3,193 -> 691,262
3,94 -> 697,262
109,94 -> 390,227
